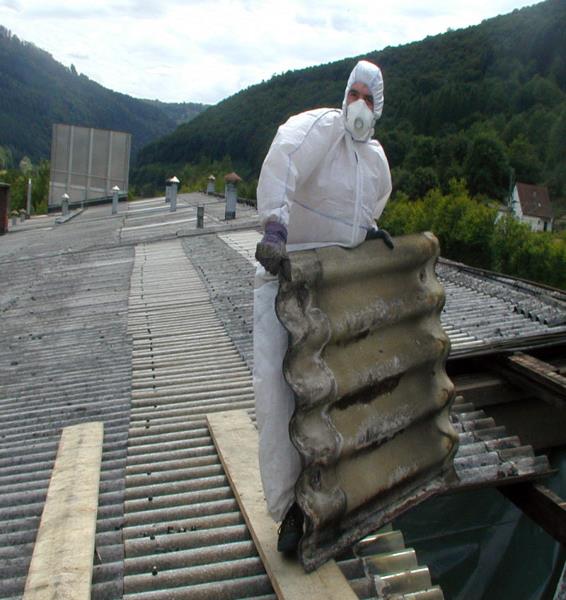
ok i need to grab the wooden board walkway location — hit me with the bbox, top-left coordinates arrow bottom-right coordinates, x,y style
207,410 -> 358,600
23,422 -> 104,600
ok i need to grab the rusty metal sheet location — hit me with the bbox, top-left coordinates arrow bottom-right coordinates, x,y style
276,233 -> 459,572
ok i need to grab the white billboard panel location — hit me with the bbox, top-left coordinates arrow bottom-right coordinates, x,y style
48,124 -> 131,208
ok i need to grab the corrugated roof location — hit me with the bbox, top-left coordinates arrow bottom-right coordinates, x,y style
118,237 -> 446,599
0,240 -> 134,599
217,230 -> 566,354
1,197 -> 564,599
122,240 -> 270,599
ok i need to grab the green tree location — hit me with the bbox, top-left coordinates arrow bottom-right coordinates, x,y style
32,160 -> 50,213
547,108 -> 566,170
0,146 -> 12,169
508,135 -> 543,184
1,160 -> 50,213
464,135 -> 510,200
381,183 -> 566,290
491,216 -> 566,288
407,167 -> 439,200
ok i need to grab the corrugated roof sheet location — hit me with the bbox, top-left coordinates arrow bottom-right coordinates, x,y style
0,241 -> 134,600
117,237 -> 446,599
217,230 -> 566,353
275,234 -> 459,572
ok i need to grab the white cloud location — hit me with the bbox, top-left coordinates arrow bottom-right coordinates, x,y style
295,12 -> 326,28
67,52 -> 89,60
0,0 -> 545,104
0,0 -> 21,9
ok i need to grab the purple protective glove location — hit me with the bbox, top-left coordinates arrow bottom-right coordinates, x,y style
255,221 -> 291,277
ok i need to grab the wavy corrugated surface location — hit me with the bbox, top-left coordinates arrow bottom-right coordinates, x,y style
0,244 -> 134,600
119,237 -> 446,600
122,240 -> 273,599
450,396 -> 550,486
275,234 -> 459,572
218,230 -> 566,354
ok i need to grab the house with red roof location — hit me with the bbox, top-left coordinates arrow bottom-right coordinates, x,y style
510,182 -> 553,232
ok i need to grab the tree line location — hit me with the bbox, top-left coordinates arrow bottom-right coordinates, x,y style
0,159 -> 50,214
133,0 -> 566,203
380,180 -> 566,290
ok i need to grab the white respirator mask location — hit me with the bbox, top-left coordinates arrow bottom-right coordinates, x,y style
345,98 -> 375,141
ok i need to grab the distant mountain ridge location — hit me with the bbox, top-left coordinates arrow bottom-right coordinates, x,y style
141,99 -> 207,126
0,26 -> 208,163
134,0 -> 566,201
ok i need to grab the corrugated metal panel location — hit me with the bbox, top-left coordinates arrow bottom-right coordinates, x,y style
0,245 -> 134,600
275,233 -> 459,572
184,234 -> 257,370
49,124 -> 131,207
353,528 -> 444,599
218,231 -> 261,266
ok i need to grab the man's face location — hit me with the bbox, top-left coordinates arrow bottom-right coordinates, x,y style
346,82 -> 374,111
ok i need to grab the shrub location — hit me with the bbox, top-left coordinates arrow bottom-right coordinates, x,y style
380,181 -> 566,290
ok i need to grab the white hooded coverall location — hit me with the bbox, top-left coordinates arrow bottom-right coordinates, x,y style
253,60 -> 392,522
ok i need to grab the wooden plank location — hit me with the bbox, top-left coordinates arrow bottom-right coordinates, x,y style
23,422 -> 104,600
207,410 -> 358,600
452,371 -> 530,407
499,482 -> 566,545
491,352 -> 566,409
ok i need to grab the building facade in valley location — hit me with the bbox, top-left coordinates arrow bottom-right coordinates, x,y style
509,182 -> 553,232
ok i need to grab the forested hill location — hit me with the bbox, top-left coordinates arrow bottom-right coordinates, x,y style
0,26 -> 208,163
141,100 -> 207,126
134,0 -> 566,201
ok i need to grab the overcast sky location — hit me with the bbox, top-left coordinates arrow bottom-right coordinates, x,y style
0,0 -> 543,105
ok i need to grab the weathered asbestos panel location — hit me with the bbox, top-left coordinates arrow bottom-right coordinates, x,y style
276,233 -> 459,572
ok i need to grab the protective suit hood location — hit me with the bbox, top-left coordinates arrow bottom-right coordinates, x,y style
342,60 -> 384,142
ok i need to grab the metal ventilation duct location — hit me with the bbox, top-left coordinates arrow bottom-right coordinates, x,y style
276,233 -> 459,572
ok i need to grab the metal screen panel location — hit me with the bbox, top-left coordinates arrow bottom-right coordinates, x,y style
48,124 -> 131,208
110,132 -> 129,184
276,232 -> 459,572
92,129 -> 110,179
52,125 -> 70,172
70,125 -> 89,187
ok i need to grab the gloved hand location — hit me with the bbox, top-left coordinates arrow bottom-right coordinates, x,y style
366,227 -> 394,249
255,221 -> 291,277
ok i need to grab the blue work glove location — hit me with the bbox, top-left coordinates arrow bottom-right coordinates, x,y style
255,221 -> 291,277
366,227 -> 394,249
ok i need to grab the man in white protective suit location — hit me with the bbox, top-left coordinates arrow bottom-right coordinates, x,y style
253,59 -> 393,554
